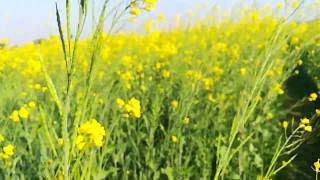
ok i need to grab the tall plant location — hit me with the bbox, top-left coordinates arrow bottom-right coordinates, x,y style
40,0 -> 157,179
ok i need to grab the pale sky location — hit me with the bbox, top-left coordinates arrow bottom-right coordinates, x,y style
0,0 -> 316,44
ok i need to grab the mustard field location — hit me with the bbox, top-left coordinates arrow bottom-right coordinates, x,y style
1,0 -> 320,179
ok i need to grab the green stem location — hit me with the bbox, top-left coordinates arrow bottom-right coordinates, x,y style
63,92 -> 70,180
40,107 -> 58,157
63,0 -> 71,179
265,127 -> 300,178
66,0 -> 71,57
86,150 -> 94,180
70,0 -> 109,157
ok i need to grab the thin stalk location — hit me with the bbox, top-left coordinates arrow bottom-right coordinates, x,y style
40,107 -> 58,157
264,127 -> 301,178
66,0 -> 71,57
92,0 -> 95,32
63,0 -> 71,178
86,150 -> 94,180
70,0 -> 110,157
63,92 -> 70,180
70,2 -> 87,81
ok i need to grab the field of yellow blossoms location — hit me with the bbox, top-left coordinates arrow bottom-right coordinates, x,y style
1,0 -> 320,179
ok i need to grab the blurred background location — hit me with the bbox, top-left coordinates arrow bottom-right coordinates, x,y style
0,0 -> 318,44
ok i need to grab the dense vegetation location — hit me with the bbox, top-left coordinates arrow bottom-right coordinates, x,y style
1,0 -> 320,179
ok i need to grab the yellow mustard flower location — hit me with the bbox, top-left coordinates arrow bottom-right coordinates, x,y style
130,7 -> 140,16
304,125 -> 312,132
282,121 -> 288,129
28,101 -> 36,108
300,117 -> 310,125
266,112 -> 273,120
76,119 -> 106,150
9,110 -> 20,122
162,70 -> 171,78
312,159 -> 320,172
308,93 -> 318,102
58,138 -> 64,146
171,135 -> 178,143
124,98 -> 141,118
42,87 -> 48,92
171,100 -> 178,109
203,78 -> 213,90
34,83 -> 41,90
292,0 -> 299,8
18,107 -> 29,119
0,144 -> 14,159
143,0 -> 157,7
273,83 -> 284,95
240,68 -> 247,75
116,98 -> 125,108
75,135 -> 85,150
144,2 -> 155,11
277,3 -> 283,9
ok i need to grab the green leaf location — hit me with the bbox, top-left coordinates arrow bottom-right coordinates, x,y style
55,2 -> 68,66
39,106 -> 58,157
39,55 -> 64,117
161,167 -> 174,180
254,154 -> 263,168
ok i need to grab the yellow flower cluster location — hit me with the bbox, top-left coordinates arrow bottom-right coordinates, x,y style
313,159 -> 320,172
161,69 -> 171,78
129,0 -> 157,16
75,119 -> 106,150
116,97 -> 141,118
0,144 -> 15,159
272,83 -> 284,95
308,92 -> 318,102
0,133 -> 15,160
30,83 -> 48,92
299,118 -> 312,132
10,107 -> 28,122
9,101 -> 36,122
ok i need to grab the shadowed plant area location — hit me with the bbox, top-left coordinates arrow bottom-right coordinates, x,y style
1,0 -> 320,179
